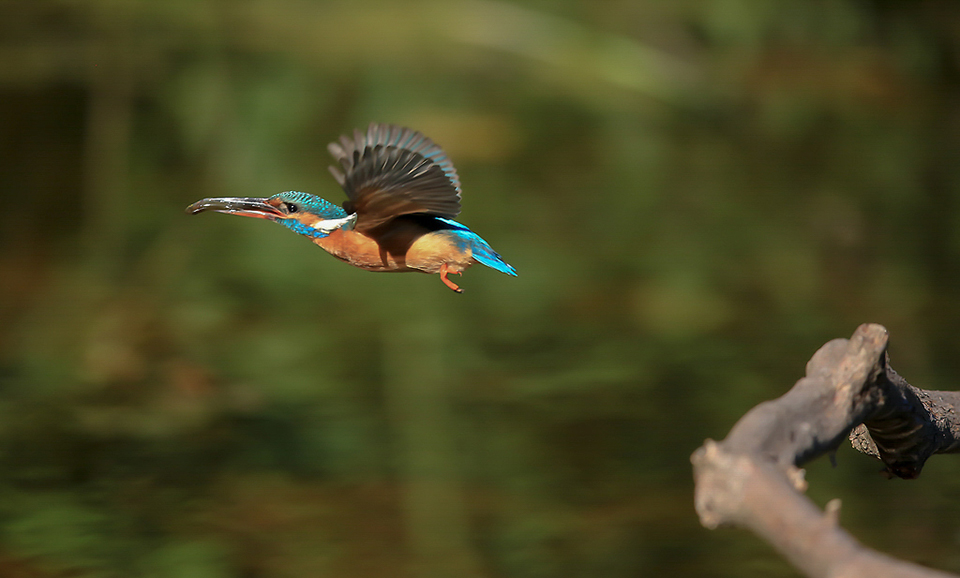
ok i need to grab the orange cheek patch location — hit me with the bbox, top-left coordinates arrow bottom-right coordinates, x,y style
298,214 -> 322,227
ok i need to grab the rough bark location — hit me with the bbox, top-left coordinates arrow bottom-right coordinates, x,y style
692,323 -> 960,578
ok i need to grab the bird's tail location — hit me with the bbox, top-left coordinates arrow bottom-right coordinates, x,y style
470,238 -> 517,276
436,218 -> 517,276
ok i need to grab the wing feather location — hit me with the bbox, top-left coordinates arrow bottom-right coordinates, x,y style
327,123 -> 462,232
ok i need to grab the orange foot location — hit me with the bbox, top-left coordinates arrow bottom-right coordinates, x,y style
440,263 -> 463,293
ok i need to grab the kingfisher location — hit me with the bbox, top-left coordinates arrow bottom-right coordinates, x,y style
187,123 -> 516,293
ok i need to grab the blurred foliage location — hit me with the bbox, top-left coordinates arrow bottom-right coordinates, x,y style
2,0 -> 960,576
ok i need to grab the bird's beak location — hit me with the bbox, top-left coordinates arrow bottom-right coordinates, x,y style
185,197 -> 285,220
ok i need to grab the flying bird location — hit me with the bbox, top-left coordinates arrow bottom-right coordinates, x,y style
187,123 -> 516,293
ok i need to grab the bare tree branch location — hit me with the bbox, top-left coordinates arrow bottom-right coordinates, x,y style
692,323 -> 960,578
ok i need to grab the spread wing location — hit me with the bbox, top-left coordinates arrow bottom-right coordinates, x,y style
327,123 -> 462,233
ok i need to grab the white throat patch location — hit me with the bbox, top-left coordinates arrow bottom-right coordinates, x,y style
310,213 -> 357,234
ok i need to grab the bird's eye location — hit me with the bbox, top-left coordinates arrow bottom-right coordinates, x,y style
284,203 -> 298,213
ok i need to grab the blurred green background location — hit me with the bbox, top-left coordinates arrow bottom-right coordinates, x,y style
2,1 -> 960,576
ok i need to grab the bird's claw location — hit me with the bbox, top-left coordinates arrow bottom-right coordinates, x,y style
440,264 -> 463,293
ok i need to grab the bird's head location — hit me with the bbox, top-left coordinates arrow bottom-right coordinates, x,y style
186,191 -> 356,238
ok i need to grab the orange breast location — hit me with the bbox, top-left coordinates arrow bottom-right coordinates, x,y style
311,225 -> 473,274
312,229 -> 405,271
